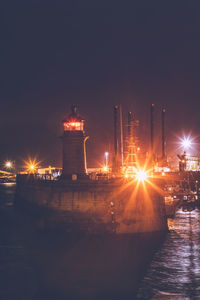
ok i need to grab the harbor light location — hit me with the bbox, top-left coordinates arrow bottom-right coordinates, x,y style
136,169 -> 148,182
27,163 -> 37,173
24,158 -> 39,174
180,136 -> 193,150
102,166 -> 108,172
29,164 -> 35,171
5,161 -> 12,169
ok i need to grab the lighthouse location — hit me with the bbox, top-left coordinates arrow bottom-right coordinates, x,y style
61,105 -> 87,178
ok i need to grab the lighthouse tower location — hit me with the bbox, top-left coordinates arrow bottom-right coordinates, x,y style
61,105 -> 87,178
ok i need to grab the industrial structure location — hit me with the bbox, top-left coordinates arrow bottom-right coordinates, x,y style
161,108 -> 166,162
112,103 -> 168,176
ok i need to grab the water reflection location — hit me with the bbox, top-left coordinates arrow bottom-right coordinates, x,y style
137,208 -> 200,299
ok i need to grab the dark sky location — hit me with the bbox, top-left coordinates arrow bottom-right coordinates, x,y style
1,1 -> 200,168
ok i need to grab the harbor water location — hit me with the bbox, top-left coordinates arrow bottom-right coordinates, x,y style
1,183 -> 200,299
137,208 -> 200,299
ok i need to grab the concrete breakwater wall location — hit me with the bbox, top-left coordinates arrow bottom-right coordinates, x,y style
15,175 -> 168,234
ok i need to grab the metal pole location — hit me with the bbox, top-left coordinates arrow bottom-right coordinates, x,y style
151,104 -> 155,156
114,105 -> 119,158
162,108 -> 166,160
119,105 -> 124,166
128,112 -> 131,141
84,136 -> 89,174
128,112 -> 134,143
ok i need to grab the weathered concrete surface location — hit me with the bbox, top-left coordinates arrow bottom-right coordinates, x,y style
15,175 -> 168,234
61,131 -> 86,176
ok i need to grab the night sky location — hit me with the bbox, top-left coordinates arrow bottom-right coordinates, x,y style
2,1 -> 200,168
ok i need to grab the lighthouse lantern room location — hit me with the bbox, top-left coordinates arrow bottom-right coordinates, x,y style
63,106 -> 84,131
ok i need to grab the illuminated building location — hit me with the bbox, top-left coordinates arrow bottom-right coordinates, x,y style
61,105 -> 88,178
178,152 -> 200,171
38,166 -> 62,179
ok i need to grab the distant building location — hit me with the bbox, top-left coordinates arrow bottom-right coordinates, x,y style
185,155 -> 200,171
38,166 -> 62,179
178,152 -> 200,171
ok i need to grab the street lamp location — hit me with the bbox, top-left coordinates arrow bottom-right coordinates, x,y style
5,161 -> 12,169
24,158 -> 39,174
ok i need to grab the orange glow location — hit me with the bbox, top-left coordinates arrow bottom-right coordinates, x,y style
109,144 -> 166,228
123,170 -> 164,229
123,166 -> 149,182
136,169 -> 147,182
24,158 -> 40,174
63,121 -> 83,131
5,161 -> 12,168
113,152 -> 166,232
102,166 -> 108,172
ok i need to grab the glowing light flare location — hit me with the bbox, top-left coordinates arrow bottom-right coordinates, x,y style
123,167 -> 165,217
123,168 -> 149,182
104,152 -> 109,158
102,166 -> 108,172
104,152 -> 109,168
5,161 -> 12,168
180,136 -> 193,150
24,158 -> 40,174
136,169 -> 148,182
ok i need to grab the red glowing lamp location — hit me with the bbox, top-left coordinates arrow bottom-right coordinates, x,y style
63,120 -> 84,131
63,106 -> 84,131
